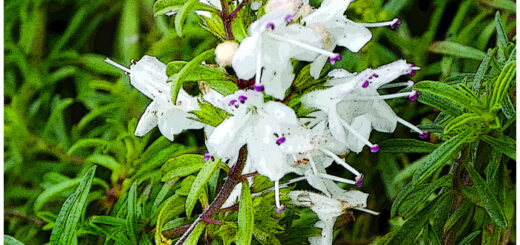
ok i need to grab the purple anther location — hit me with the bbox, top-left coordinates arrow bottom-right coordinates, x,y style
409,91 -> 419,101
419,131 -> 430,139
362,80 -> 370,88
355,174 -> 364,187
266,22 -> 275,30
390,18 -> 402,29
253,84 -> 264,92
409,63 -> 417,76
238,95 -> 248,103
204,154 -> 214,161
329,54 -> 341,65
229,99 -> 238,106
276,205 -> 286,213
369,76 -> 373,79
276,137 -> 286,145
370,144 -> 380,153
285,14 -> 293,23
372,73 -> 379,78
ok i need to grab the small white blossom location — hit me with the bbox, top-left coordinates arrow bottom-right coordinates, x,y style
302,0 -> 402,78
215,41 -> 239,67
301,60 -> 426,153
232,11 -> 340,99
289,190 -> 377,245
104,56 -> 204,141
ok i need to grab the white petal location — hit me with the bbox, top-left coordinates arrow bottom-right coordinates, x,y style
344,114 -> 372,153
176,88 -> 200,111
305,170 -> 331,197
135,101 -> 160,137
367,100 -> 398,133
249,11 -> 291,35
248,136 -> 292,181
329,18 -> 372,52
262,101 -> 300,126
231,36 -> 260,80
327,105 -> 347,144
283,24 -> 322,61
157,108 -> 204,141
207,114 -> 253,162
130,56 -> 169,99
261,60 -> 295,99
327,68 -> 355,79
369,59 -> 411,88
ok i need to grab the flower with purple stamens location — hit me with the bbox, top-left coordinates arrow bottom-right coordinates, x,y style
408,91 -> 419,101
390,18 -> 402,29
229,99 -> 238,106
253,84 -> 265,92
238,95 -> 248,103
355,174 -> 364,187
370,145 -> 380,153
285,14 -> 293,23
276,137 -> 287,145
419,131 -> 430,139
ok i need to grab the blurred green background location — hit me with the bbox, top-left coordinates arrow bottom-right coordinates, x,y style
4,0 -> 516,244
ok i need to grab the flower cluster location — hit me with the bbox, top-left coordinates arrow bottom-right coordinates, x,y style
106,0 -> 427,243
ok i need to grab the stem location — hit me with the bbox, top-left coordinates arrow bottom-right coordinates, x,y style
5,209 -> 46,226
228,0 -> 249,21
219,0 -> 234,40
175,146 -> 248,245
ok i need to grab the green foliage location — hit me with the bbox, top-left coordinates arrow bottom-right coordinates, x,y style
5,0 -> 516,244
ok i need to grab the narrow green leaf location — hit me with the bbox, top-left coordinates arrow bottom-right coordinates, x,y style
155,194 -> 186,244
189,101 -> 231,127
166,61 -> 237,95
481,135 -> 516,160
185,158 -> 220,217
443,201 -> 471,234
237,180 -> 254,245
170,49 -> 215,103
473,49 -> 496,93
379,139 -> 438,153
489,61 -> 516,110
458,230 -> 481,245
49,166 -> 97,245
126,182 -> 138,244
398,175 -> 452,217
429,41 -> 486,60
4,235 -> 25,245
184,223 -> 207,245
414,81 -> 480,113
174,0 -> 199,36
153,0 -> 185,16
161,155 -> 206,181
414,81 -> 464,116
496,12 -> 510,52
464,163 -> 507,227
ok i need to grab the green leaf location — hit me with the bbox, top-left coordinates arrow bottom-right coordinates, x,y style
215,222 -> 238,245
170,49 -> 215,103
429,41 -> 486,60
161,154 -> 206,181
189,101 -> 231,127
464,163 -> 507,227
153,0 -> 185,16
184,223 -> 207,245
443,201 -> 471,234
185,158 -> 220,217
174,0 -> 200,36
379,139 -> 438,153
481,134 -> 516,160
458,230 -> 481,245
166,61 -> 237,95
414,83 -> 464,116
4,235 -> 25,245
237,180 -> 254,245
389,192 -> 448,245
126,182 -> 139,244
49,166 -> 97,245
155,194 -> 186,244
398,175 -> 452,217
489,61 -> 516,110
414,81 -> 480,113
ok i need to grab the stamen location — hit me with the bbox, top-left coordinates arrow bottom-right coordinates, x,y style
362,80 -> 370,88
253,84 -> 264,91
372,73 -> 379,78
343,91 -> 417,101
354,207 -> 380,215
408,63 -> 420,76
380,80 -> 414,89
274,180 -> 285,213
238,95 -> 248,103
408,91 -> 419,101
266,22 -> 275,30
329,54 -> 342,65
318,148 -> 361,176
307,154 -> 318,174
255,38 -> 263,86
229,99 -> 238,106
358,18 -> 401,28
104,58 -> 131,73
317,173 -> 356,185
395,117 -> 428,138
265,32 -> 339,59
285,14 -> 293,23
355,174 -> 364,187
339,119 -> 378,150
276,137 -> 286,145
203,154 -> 215,161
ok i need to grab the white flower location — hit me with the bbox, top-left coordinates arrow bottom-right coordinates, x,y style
302,0 -> 402,78
104,56 -> 204,141
301,60 -> 426,153
231,11 -> 340,99
289,190 -> 377,245
265,0 -> 303,15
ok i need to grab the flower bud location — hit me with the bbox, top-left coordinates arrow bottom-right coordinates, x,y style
215,41 -> 239,67
265,0 -> 302,14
